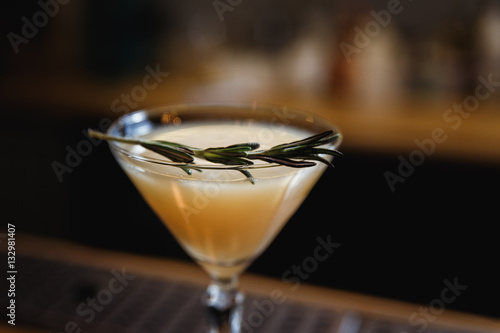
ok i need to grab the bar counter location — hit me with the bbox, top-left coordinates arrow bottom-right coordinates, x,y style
1,234 -> 498,333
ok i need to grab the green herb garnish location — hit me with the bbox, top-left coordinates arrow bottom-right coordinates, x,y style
88,129 -> 342,184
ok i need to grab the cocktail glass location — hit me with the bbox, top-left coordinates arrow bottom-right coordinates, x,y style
104,102 -> 342,333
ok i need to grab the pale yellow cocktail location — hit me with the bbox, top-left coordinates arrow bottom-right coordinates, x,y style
116,123 -> 328,279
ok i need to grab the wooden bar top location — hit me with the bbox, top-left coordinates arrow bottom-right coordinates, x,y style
1,233 -> 498,332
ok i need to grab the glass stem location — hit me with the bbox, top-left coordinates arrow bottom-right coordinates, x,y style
203,276 -> 244,333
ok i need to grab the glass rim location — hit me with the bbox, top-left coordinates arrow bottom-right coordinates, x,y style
106,102 -> 342,170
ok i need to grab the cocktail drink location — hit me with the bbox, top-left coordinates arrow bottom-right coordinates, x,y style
92,103 -> 342,333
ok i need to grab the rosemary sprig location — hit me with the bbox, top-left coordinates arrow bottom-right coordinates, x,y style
88,129 -> 342,183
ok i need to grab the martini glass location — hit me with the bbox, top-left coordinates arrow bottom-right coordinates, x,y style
105,102 -> 342,333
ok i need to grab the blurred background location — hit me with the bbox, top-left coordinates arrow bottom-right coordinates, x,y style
1,0 -> 499,323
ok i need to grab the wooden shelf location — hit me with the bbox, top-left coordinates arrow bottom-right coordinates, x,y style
1,72 -> 500,164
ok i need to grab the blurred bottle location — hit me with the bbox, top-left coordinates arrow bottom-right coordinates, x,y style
276,10 -> 335,99
475,0 -> 500,98
330,3 -> 409,110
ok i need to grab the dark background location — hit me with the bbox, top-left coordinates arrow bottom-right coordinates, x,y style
1,0 -> 499,322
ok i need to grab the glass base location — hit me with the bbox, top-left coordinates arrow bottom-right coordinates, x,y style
203,277 -> 244,333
